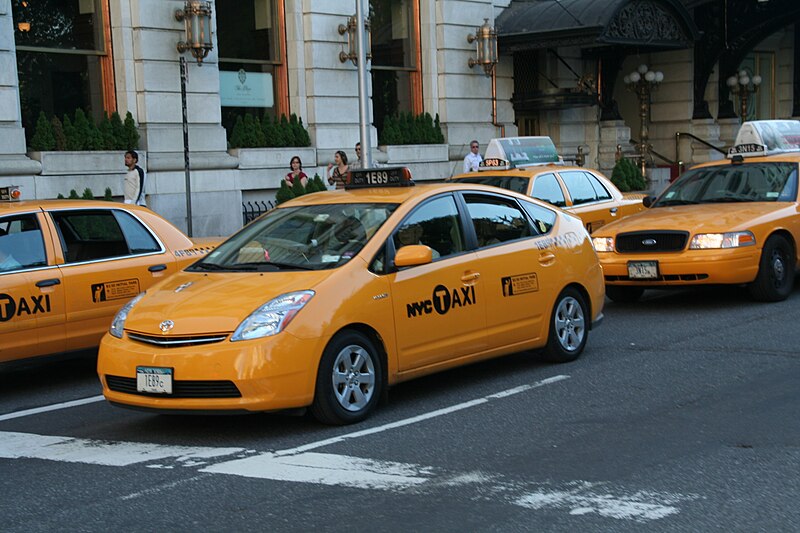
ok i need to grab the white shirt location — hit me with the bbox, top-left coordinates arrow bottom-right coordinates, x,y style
463,152 -> 483,173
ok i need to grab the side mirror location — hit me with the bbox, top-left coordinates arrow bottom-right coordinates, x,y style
394,245 -> 433,268
643,195 -> 656,208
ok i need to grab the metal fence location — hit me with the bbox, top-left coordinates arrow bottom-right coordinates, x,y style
242,200 -> 275,225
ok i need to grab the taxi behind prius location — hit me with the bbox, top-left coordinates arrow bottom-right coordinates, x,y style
450,136 -> 645,233
97,166 -> 605,424
0,187 -> 219,365
592,120 -> 800,303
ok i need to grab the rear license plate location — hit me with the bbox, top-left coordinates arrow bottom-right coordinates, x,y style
627,260 -> 659,280
136,366 -> 173,394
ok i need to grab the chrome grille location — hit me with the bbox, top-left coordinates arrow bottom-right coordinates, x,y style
127,332 -> 229,347
105,375 -> 241,398
616,231 -> 689,253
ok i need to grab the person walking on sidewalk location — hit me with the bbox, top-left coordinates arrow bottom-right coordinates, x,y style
463,140 -> 483,173
123,150 -> 147,206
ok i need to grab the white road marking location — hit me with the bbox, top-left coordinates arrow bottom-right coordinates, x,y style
0,395 -> 105,422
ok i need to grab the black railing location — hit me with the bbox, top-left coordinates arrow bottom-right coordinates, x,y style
675,132 -> 727,174
242,201 -> 275,225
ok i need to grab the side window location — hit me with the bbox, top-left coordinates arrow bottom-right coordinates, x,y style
586,172 -> 612,201
520,200 -> 557,235
531,173 -> 566,207
464,193 -> 532,247
0,214 -> 47,273
113,211 -> 161,254
52,210 -> 130,263
392,195 -> 465,260
561,171 -> 598,205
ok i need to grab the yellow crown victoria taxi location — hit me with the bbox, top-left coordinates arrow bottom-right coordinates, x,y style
97,168 -> 605,425
0,187 -> 218,365
450,136 -> 645,233
592,120 -> 800,303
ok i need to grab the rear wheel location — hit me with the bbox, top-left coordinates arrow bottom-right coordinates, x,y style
311,330 -> 382,425
605,285 -> 644,303
748,235 -> 795,302
542,288 -> 588,363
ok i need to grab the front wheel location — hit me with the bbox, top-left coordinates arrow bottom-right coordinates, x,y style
542,288 -> 588,363
311,330 -> 382,425
748,234 -> 795,302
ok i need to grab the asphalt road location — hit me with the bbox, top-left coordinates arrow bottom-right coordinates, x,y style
1,283 -> 799,532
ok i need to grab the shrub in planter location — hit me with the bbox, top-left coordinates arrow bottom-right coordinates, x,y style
29,109 -> 139,152
291,176 -> 306,197
275,180 -> 295,204
30,112 -> 56,151
51,117 -> 67,151
228,113 -> 312,149
611,157 -> 646,192
123,111 -> 140,150
379,111 -> 444,145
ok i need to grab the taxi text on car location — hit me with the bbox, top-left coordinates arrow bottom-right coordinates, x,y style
97,166 -> 605,425
591,120 -> 800,303
450,136 -> 645,233
0,188 -> 219,365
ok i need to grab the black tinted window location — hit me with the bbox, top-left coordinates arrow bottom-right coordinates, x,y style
464,194 -> 532,247
393,195 -> 465,260
114,211 -> 161,254
531,173 -> 566,207
455,175 -> 530,195
0,214 -> 47,272
52,210 -> 130,263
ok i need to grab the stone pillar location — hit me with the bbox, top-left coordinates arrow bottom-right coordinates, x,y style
598,120 -> 631,175
717,117 -> 740,153
688,118 -> 727,165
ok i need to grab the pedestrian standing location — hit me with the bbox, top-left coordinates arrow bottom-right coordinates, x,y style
463,140 -> 483,173
123,150 -> 147,206
349,142 -> 363,170
285,155 -> 309,187
327,150 -> 349,189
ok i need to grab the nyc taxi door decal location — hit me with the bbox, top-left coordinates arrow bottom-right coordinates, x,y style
406,284 -> 476,318
0,293 -> 52,322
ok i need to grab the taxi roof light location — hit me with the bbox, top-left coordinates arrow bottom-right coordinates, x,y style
728,120 -> 800,159
480,136 -> 561,171
0,185 -> 21,202
346,167 -> 414,189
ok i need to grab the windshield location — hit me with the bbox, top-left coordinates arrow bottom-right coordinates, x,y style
454,175 -> 530,195
653,162 -> 798,207
190,203 -> 399,271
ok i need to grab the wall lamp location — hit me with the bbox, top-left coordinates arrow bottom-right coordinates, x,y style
175,1 -> 213,65
338,15 -> 372,65
467,18 -> 498,77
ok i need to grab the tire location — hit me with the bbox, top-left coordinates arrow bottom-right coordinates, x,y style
748,234 -> 795,302
542,288 -> 588,363
605,285 -> 644,303
310,330 -> 382,425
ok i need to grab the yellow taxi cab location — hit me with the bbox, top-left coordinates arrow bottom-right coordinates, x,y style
450,136 -> 645,233
592,120 -> 800,303
0,187 -> 218,365
97,167 -> 605,425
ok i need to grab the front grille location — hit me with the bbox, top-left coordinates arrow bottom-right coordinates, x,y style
126,332 -> 229,347
105,375 -> 242,398
616,231 -> 689,253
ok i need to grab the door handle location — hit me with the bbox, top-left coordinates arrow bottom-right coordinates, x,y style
148,264 -> 167,272
538,252 -> 556,266
609,207 -> 618,214
461,272 -> 481,283
36,278 -> 61,288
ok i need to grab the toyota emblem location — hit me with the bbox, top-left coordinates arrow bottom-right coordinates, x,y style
159,320 -> 174,333
642,238 -> 657,246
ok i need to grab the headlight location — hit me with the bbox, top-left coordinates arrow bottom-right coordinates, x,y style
231,290 -> 315,342
592,237 -> 614,252
109,292 -> 146,339
689,231 -> 756,249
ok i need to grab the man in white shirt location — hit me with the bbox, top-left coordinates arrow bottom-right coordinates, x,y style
123,150 -> 147,206
463,140 -> 482,173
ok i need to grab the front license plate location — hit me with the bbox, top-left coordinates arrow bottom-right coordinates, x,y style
628,260 -> 659,280
136,366 -> 173,394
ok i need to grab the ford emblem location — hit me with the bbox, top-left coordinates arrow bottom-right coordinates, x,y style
159,320 -> 174,333
642,238 -> 657,246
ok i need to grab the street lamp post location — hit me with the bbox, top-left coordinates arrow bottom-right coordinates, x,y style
625,64 -> 664,178
727,71 -> 762,122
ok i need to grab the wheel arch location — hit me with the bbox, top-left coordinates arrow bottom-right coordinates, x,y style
563,282 -> 595,329
766,229 -> 797,263
329,323 -> 390,398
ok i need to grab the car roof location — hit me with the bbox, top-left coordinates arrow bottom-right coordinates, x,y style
0,199 -> 152,214
450,164 -> 603,180
691,152 -> 800,170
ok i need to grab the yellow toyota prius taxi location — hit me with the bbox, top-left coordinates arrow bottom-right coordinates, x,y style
0,187 -> 217,365
450,136 -> 645,233
592,120 -> 800,303
97,167 -> 605,425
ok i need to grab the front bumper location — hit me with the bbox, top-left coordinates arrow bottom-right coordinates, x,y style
97,330 -> 326,412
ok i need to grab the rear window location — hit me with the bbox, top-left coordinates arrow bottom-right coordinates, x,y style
454,175 -> 530,195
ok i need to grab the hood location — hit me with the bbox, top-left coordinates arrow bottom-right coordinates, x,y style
124,269 -> 334,335
595,203 -> 792,236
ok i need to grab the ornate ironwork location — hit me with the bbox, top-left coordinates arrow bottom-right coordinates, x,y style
603,1 -> 688,46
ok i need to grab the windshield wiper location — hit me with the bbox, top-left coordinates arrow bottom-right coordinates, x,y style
653,199 -> 700,207
703,197 -> 756,203
191,262 -> 227,271
237,261 -> 316,271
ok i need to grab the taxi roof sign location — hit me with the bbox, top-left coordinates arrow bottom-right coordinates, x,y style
346,167 -> 414,189
483,136 -> 560,168
0,185 -> 21,201
730,120 -> 800,158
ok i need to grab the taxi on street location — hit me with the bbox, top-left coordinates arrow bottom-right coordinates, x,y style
450,136 -> 645,233
0,187 -> 218,365
591,120 -> 800,303
97,167 -> 605,425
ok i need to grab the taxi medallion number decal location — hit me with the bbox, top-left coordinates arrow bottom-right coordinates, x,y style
627,261 -> 659,280
92,279 -> 140,303
136,367 -> 173,394
502,273 -> 539,297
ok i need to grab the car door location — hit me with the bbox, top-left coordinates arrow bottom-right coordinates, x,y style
559,170 -> 616,233
389,194 -> 488,371
0,211 -> 66,363
49,207 -> 177,351
462,192 -> 561,350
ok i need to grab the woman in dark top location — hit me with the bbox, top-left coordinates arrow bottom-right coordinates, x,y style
285,155 -> 308,187
327,150 -> 349,190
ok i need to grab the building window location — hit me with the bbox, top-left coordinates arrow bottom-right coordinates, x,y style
370,0 -> 421,135
217,0 -> 286,139
12,0 -> 114,141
